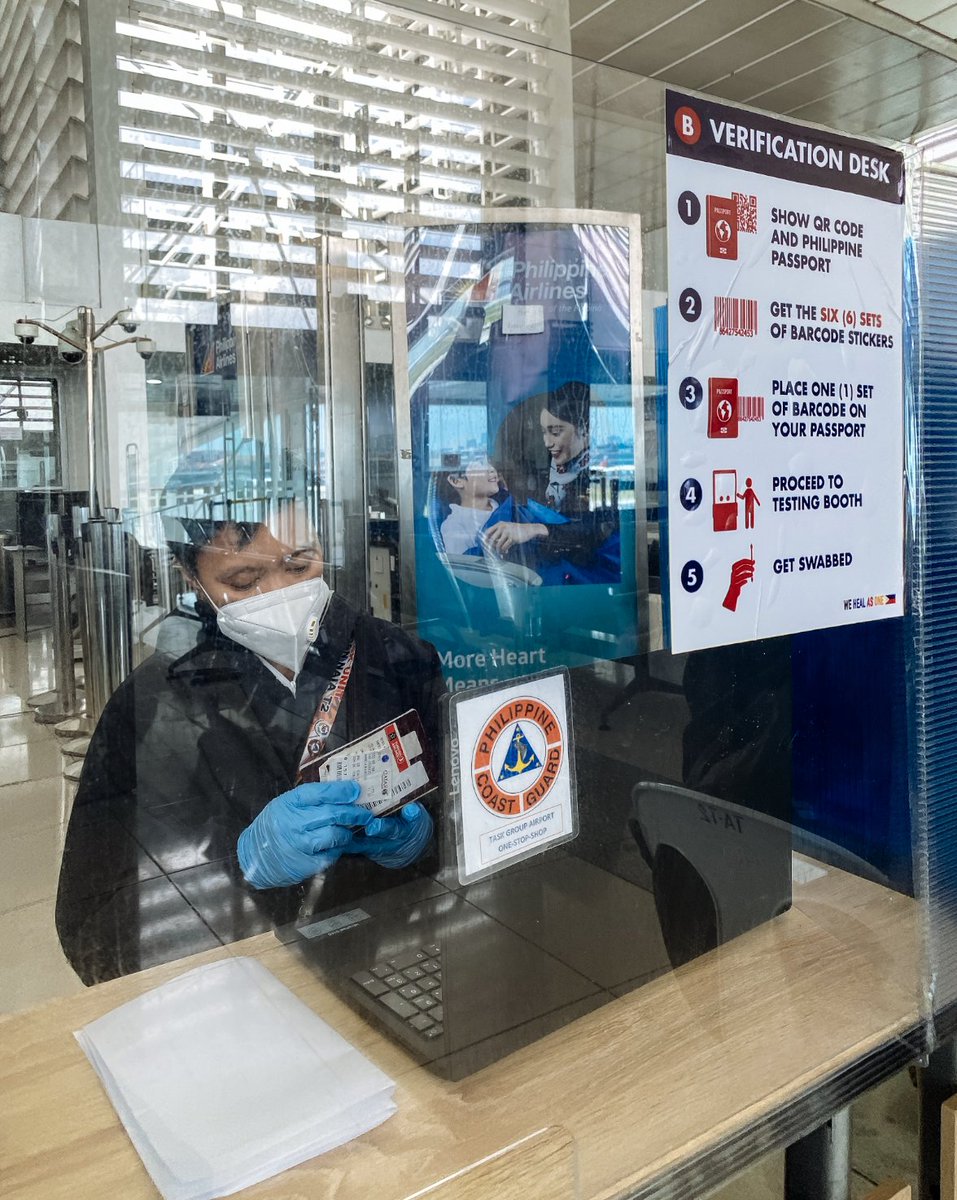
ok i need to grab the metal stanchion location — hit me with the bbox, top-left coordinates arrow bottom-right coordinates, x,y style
33,514 -> 83,724
0,534 -> 14,637
9,545 -> 27,640
156,544 -> 178,616
78,519 -> 108,724
55,506 -> 95,742
111,520 -> 131,685
76,514 -> 132,725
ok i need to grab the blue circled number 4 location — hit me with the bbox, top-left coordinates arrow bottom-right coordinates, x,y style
682,480 -> 699,506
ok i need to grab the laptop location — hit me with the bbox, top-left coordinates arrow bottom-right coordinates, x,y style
280,782 -> 792,1080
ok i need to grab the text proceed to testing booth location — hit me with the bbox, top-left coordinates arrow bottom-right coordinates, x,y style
665,89 -> 905,653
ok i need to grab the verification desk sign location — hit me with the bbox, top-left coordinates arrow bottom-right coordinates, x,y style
448,670 -> 577,885
665,89 -> 905,653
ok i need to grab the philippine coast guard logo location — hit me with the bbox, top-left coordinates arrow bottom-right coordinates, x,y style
471,696 -> 563,817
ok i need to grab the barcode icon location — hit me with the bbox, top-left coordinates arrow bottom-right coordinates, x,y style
714,297 -> 758,337
739,395 -> 764,422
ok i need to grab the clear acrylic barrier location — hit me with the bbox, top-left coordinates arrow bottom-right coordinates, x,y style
0,2 -> 949,1199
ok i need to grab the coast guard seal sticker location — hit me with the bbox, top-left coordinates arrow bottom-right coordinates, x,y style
449,669 -> 577,884
472,697 -> 563,818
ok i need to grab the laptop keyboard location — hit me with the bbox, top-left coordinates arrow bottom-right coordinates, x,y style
351,944 -> 444,1041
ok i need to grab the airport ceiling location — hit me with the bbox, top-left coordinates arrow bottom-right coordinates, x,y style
568,0 -> 957,143
566,0 -> 957,221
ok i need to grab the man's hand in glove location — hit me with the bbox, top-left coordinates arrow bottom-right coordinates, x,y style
350,802 -> 433,869
238,780 -> 372,889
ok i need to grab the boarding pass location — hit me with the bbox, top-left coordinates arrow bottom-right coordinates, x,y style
302,709 -> 437,816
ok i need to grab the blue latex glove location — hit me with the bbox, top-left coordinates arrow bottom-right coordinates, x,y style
348,801 -> 434,869
238,780 -> 373,889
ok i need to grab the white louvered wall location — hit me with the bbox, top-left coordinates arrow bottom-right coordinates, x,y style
0,0 -> 89,221
108,0 -> 567,323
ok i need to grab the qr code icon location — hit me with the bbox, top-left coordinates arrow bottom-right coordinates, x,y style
734,192 -> 758,234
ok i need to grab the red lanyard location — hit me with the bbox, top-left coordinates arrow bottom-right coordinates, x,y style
296,640 -> 356,782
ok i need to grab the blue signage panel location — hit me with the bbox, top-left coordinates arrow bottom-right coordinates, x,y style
403,217 -> 642,692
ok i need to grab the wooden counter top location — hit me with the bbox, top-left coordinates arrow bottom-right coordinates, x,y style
1,859 -> 920,1200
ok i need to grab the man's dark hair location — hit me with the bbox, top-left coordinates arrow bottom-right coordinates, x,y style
166,519 -> 260,577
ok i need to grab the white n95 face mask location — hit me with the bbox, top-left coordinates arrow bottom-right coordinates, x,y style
215,575 -> 332,675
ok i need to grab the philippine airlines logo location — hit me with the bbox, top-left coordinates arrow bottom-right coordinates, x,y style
675,105 -> 701,145
472,697 -> 563,818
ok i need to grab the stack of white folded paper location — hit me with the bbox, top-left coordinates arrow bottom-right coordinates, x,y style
75,956 -> 396,1200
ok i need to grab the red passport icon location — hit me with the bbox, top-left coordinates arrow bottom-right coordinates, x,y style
708,378 -> 739,439
707,196 -> 738,261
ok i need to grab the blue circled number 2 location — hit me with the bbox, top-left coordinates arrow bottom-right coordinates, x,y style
678,287 -> 702,323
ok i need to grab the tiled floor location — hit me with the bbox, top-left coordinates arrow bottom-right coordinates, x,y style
0,627 -> 87,1014
0,628 -> 924,1197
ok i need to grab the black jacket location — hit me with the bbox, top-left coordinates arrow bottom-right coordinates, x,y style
55,595 -> 445,984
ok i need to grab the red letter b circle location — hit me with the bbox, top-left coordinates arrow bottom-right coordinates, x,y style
675,106 -> 701,145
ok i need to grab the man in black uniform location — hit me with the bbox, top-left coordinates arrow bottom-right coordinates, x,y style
56,505 -> 444,984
